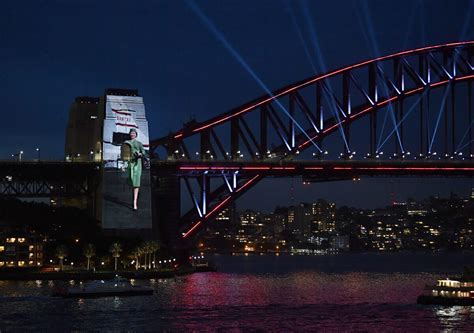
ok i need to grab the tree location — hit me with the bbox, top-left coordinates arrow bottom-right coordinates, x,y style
120,257 -> 129,270
83,244 -> 96,271
109,242 -> 122,271
146,242 -> 154,269
149,241 -> 160,269
130,247 -> 141,270
141,242 -> 153,270
55,245 -> 68,271
139,244 -> 147,270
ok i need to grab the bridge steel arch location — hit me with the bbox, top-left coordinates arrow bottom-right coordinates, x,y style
151,41 -> 474,245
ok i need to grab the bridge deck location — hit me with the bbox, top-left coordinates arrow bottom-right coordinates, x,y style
0,161 -> 101,197
152,159 -> 474,179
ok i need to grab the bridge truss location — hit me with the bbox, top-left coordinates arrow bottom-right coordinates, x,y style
151,41 -> 474,242
0,162 -> 101,198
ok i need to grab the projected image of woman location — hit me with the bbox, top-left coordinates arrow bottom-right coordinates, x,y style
123,128 -> 146,211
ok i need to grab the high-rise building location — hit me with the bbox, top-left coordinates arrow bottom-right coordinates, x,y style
0,232 -> 44,268
311,200 -> 336,233
293,203 -> 312,238
65,96 -> 102,162
287,207 -> 295,224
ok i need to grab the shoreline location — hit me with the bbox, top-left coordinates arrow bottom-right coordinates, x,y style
0,265 -> 215,281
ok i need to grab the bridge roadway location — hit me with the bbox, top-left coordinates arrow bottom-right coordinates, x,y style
0,161 -> 101,197
2,159 -> 472,197
152,159 -> 474,180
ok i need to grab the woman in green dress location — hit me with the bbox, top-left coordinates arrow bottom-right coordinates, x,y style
124,128 -> 146,211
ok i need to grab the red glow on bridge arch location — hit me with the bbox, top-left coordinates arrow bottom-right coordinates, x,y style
169,41 -> 474,137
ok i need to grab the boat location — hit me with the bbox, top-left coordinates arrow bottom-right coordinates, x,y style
417,271 -> 474,305
53,276 -> 153,298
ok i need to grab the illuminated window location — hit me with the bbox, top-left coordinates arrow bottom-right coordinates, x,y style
0,262 -> 4,266
29,245 -> 34,251
6,238 -> 16,243
18,261 -> 25,266
29,253 -> 34,258
29,261 -> 34,265
18,238 -> 25,243
0,246 -> 4,252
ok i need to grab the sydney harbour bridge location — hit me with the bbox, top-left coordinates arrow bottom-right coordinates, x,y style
2,41 -> 474,249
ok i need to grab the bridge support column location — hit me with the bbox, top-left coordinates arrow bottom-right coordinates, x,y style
151,173 -> 182,250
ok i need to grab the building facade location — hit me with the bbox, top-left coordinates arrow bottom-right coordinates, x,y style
0,233 -> 44,268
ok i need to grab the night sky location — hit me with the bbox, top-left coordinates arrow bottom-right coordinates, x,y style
1,0 -> 474,211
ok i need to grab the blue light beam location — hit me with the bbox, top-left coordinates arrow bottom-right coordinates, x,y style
428,86 -> 450,153
282,0 -> 317,74
299,0 -> 350,152
186,0 -> 322,153
358,1 -> 405,153
378,91 -> 427,151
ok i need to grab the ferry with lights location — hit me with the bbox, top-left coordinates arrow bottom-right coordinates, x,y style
417,270 -> 474,305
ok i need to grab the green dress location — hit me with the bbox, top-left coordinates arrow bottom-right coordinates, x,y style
124,139 -> 146,187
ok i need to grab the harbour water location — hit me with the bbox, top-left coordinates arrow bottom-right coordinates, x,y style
0,252 -> 473,331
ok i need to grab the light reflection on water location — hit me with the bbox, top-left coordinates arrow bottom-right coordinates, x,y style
0,253 -> 472,331
435,306 -> 474,331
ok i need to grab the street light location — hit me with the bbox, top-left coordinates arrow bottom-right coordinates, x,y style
36,148 -> 40,162
19,151 -> 23,162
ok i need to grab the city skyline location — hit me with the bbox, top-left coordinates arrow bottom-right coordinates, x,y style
218,186 -> 474,215
201,189 -> 474,253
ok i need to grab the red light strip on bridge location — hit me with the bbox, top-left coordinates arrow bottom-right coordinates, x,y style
455,74 -> 474,81
182,221 -> 202,239
179,166 -> 240,171
390,167 -> 474,171
235,175 -> 261,193
335,167 -> 474,171
242,167 -> 271,170
304,167 -> 324,170
179,166 -> 210,170
183,175 -> 261,239
359,167 -> 402,170
430,79 -> 450,88
184,41 -> 473,135
179,166 -> 296,171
